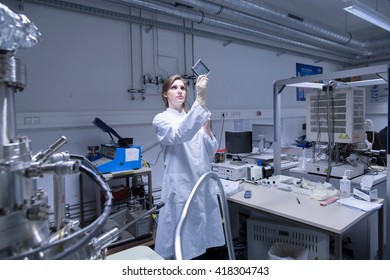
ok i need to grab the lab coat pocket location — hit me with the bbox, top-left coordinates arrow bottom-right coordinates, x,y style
165,173 -> 192,205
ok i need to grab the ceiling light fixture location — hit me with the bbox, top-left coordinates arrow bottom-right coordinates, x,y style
343,0 -> 390,32
286,78 -> 387,89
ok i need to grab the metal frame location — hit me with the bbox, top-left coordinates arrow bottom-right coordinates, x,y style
174,172 -> 236,260
272,63 -> 390,258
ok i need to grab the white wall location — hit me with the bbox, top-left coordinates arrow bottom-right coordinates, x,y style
3,0 -> 386,213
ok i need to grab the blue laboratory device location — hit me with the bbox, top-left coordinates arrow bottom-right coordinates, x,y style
91,118 -> 142,173
92,143 -> 142,173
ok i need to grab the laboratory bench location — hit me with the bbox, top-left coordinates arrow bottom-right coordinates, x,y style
103,167 -> 154,248
288,167 -> 388,259
227,180 -> 384,260
99,166 -> 153,213
289,167 -> 387,190
79,167 -> 154,249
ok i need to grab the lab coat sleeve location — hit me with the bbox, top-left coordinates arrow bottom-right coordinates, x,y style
202,128 -> 218,162
153,102 -> 210,145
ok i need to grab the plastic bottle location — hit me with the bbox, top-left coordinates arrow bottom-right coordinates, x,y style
340,170 -> 352,198
299,148 -> 306,170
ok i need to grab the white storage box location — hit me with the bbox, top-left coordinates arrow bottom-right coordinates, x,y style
247,217 -> 329,260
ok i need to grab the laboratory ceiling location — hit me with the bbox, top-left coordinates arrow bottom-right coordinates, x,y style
25,0 -> 390,66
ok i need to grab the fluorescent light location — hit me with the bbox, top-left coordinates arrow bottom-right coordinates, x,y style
287,82 -> 324,89
346,78 -> 387,87
287,79 -> 387,89
343,0 -> 390,32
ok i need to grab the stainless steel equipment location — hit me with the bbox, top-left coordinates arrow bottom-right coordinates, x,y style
0,50 -> 116,259
0,3 -> 116,260
0,3 -> 163,260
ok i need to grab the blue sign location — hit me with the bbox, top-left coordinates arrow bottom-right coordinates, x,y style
296,63 -> 323,101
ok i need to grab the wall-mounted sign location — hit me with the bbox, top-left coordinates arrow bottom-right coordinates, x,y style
296,63 -> 323,101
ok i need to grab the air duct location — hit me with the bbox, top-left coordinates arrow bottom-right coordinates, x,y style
25,0 -> 390,64
207,0 -> 390,50
164,0 -> 371,57
109,0 -> 363,59
110,0 -> 389,62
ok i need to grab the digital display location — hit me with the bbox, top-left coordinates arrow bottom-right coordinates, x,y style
191,59 -> 210,77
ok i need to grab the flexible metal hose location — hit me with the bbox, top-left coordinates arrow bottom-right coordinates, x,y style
174,172 -> 235,260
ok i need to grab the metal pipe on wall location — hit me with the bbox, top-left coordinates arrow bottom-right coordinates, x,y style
110,0 -> 359,60
23,0 -> 360,64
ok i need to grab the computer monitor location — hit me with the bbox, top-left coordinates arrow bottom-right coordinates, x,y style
366,130 -> 387,166
225,131 -> 252,154
378,127 -> 387,151
366,131 -> 385,150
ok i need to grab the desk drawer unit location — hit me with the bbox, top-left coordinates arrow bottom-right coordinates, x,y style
247,217 -> 329,260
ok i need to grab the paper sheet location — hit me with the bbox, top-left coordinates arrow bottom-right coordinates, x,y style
219,178 -> 242,197
337,197 -> 382,212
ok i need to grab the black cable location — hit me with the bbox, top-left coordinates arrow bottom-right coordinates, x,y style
148,148 -> 163,166
108,132 -> 115,142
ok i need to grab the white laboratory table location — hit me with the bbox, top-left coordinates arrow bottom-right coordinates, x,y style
228,183 -> 384,260
289,167 -> 387,189
288,167 -> 388,259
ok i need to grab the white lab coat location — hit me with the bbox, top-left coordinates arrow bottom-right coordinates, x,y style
152,101 -> 225,260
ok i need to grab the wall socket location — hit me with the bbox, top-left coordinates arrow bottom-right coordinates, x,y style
221,111 -> 241,118
24,116 -> 40,125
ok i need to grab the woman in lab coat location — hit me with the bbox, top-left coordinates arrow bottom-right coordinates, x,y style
152,74 -> 225,260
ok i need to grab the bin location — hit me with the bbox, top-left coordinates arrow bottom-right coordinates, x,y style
247,217 -> 329,260
267,242 -> 309,260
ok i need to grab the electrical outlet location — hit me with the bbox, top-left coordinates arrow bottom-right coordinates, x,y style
221,112 -> 228,118
24,116 -> 40,125
231,111 -> 241,117
24,117 -> 32,124
32,116 -> 40,124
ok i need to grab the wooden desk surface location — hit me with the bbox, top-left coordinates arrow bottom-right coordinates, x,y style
228,183 -> 378,234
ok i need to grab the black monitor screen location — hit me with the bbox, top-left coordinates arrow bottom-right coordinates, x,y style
225,131 -> 252,154
366,131 -> 385,150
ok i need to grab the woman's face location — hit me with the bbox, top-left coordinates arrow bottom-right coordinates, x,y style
164,79 -> 186,111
